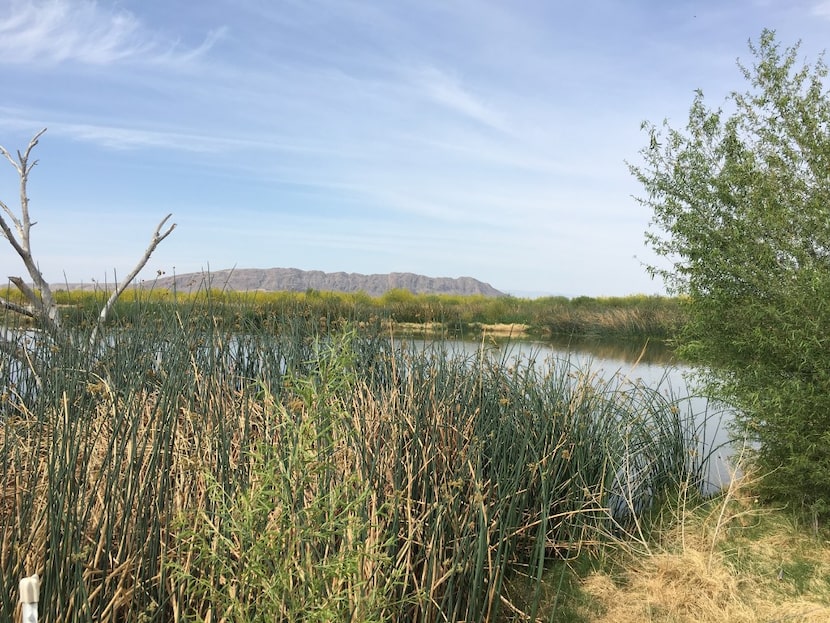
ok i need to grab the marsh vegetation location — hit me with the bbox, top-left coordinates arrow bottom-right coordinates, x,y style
0,295 -> 712,622
2,284 -> 687,342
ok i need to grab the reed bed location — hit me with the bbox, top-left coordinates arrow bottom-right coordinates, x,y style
36,287 -> 685,340
0,307 -> 714,621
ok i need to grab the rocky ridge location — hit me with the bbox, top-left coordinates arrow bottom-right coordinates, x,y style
140,267 -> 504,297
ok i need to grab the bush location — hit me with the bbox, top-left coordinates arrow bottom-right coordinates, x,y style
632,30 -> 830,514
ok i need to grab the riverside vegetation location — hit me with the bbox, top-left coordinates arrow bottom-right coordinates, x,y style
3,290 -> 830,621
1,289 -> 717,622
2,284 -> 687,341
592,29 -> 830,621
635,30 -> 830,516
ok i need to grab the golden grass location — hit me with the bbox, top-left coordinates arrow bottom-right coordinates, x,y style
480,322 -> 530,337
578,475 -> 830,622
390,320 -> 530,338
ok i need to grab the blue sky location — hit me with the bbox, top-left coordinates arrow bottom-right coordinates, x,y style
1,0 -> 829,296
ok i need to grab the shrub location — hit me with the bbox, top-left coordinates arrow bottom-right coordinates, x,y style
633,30 -> 830,514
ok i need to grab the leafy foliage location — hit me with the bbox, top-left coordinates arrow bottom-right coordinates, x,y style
632,29 -> 830,514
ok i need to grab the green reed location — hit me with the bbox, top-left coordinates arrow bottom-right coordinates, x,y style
38,287 -> 684,340
0,298 -> 716,622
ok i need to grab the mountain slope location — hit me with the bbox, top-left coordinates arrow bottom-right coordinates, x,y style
146,268 -> 504,297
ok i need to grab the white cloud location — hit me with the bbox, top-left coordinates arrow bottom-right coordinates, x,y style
0,0 -> 220,66
0,112 -> 240,152
413,65 -> 510,133
57,123 -> 223,151
812,0 -> 830,18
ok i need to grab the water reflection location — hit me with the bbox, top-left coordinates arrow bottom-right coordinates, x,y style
538,335 -> 677,366
439,336 -> 679,386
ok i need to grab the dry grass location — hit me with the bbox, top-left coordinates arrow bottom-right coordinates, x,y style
0,382 -> 237,621
578,474 -> 830,622
390,320 -> 530,338
479,323 -> 530,338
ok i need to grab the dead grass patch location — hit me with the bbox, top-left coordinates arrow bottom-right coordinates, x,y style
479,322 -> 530,337
578,475 -> 830,622
388,321 -> 530,338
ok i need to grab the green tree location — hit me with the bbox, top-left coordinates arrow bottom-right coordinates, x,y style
632,30 -> 830,515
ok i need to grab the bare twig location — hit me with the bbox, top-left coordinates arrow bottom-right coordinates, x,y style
7,276 -> 43,313
90,213 -> 177,344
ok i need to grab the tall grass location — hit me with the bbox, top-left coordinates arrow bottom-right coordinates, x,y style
0,300 -> 715,621
38,286 -> 685,340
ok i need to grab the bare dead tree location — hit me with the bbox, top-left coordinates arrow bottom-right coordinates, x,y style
0,129 -> 60,331
0,129 -> 176,353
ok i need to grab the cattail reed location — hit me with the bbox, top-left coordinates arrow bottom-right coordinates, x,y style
0,294 -> 716,622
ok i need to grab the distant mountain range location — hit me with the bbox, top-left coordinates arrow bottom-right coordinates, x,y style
128,268 -> 506,297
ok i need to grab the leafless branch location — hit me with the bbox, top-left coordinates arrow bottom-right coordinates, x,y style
0,197 -> 21,236
0,129 -> 59,330
0,298 -> 38,319
0,128 -> 45,242
4,275 -> 57,333
90,214 -> 177,344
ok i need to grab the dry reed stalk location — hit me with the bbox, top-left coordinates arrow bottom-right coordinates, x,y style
1,322 -> 707,621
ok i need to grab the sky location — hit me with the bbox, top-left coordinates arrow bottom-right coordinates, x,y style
1,1 -> 830,297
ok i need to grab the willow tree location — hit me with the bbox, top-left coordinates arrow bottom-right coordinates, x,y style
632,30 -> 830,514
0,130 -> 175,370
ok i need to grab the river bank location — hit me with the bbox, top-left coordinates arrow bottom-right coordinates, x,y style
558,474 -> 830,622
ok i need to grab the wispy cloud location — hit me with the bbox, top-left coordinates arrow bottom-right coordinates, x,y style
57,123 -> 232,152
412,65 -> 510,133
53,120 -> 391,159
0,111 -> 238,152
0,0 -> 221,66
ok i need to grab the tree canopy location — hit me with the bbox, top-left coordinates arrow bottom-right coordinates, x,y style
632,29 -> 830,514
